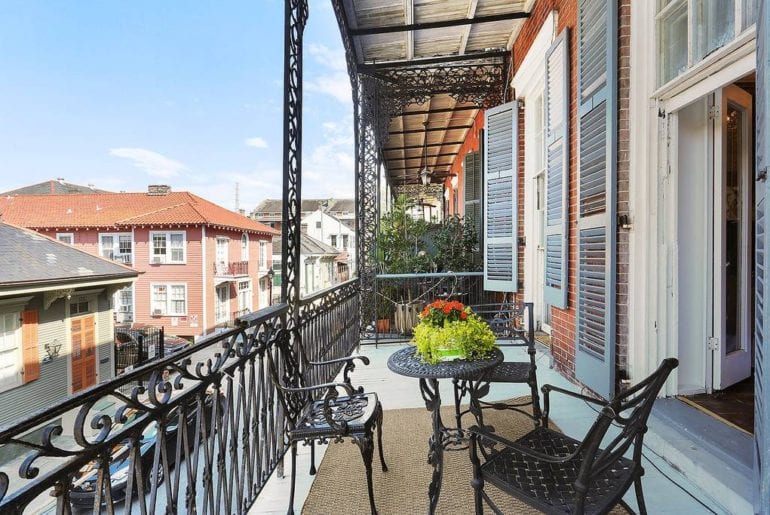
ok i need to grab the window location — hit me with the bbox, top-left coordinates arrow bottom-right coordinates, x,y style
315,221 -> 322,229
69,300 -> 90,316
150,231 -> 186,264
238,280 -> 251,313
657,0 -> 757,85
259,241 -> 268,270
342,234 -> 349,249
115,286 -> 133,323
56,233 -> 74,245
151,284 -> 187,316
241,233 -> 249,261
330,235 -> 337,247
0,312 -> 21,391
99,233 -> 132,264
215,285 -> 229,323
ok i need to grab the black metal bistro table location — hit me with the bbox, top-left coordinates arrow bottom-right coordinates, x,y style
387,346 -> 504,514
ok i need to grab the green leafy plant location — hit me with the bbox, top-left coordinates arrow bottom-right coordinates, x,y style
412,300 -> 496,364
377,195 -> 432,274
431,215 -> 479,272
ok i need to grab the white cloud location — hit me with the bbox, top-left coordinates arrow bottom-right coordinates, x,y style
303,118 -> 355,197
245,136 -> 269,149
109,148 -> 186,179
308,44 -> 348,72
306,72 -> 352,105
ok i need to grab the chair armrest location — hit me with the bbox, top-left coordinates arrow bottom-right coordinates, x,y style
467,425 -> 581,464
308,355 -> 370,392
308,355 -> 370,368
279,381 -> 357,397
541,383 -> 606,428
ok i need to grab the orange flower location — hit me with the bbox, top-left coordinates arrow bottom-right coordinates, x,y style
443,305 -> 452,314
460,312 -> 468,321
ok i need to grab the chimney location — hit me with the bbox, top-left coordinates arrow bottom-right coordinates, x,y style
56,177 -> 65,184
147,184 -> 171,196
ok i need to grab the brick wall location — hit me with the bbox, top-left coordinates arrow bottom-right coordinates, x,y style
616,0 -> 631,385
511,0 -> 579,378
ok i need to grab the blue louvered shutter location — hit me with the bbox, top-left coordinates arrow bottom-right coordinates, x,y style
484,102 -> 518,292
544,29 -> 570,310
465,151 -> 483,266
755,1 -> 770,512
574,0 -> 617,399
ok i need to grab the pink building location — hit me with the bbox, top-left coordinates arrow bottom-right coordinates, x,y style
0,186 -> 278,340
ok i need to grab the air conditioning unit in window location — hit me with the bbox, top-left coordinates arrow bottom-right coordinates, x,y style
152,308 -> 163,316
152,256 -> 163,264
119,305 -> 130,312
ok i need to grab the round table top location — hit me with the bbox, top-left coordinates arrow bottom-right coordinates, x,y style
387,346 -> 503,379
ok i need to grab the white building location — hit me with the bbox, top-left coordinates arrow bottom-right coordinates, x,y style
301,209 -> 356,274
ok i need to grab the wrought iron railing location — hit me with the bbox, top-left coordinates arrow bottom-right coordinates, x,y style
214,261 -> 249,277
369,272 -> 496,343
0,279 -> 360,514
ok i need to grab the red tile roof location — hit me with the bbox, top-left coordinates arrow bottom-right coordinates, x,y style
0,192 -> 278,235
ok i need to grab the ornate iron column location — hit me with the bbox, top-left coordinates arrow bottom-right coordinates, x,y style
281,0 -> 309,327
357,77 -> 381,335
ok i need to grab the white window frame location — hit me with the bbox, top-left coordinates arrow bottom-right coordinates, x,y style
656,0 -> 757,87
56,233 -> 74,245
241,233 -> 249,261
150,283 -> 187,316
0,311 -> 22,393
150,231 -> 186,264
99,232 -> 133,264
215,284 -> 229,323
259,241 -> 268,271
238,280 -> 252,314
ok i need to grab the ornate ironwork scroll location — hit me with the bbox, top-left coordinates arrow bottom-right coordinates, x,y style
281,0 -> 309,326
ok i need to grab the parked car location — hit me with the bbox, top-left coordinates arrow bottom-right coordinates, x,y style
69,392 -> 216,507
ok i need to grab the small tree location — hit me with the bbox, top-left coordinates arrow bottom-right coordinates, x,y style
431,215 -> 479,272
377,195 -> 432,274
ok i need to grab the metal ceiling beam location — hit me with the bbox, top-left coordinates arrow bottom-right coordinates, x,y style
388,123 -> 473,135
350,11 -> 529,36
359,50 -> 508,71
385,140 -> 464,150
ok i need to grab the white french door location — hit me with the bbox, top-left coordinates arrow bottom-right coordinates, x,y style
713,85 -> 754,389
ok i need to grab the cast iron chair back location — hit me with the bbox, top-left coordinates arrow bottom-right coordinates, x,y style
469,358 -> 678,514
455,301 -> 541,429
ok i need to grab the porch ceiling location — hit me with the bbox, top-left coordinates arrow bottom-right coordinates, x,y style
336,0 -> 530,187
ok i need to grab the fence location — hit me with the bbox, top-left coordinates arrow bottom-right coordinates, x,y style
0,279 -> 360,514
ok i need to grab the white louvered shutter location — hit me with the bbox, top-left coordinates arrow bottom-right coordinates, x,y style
574,0 -> 617,400
483,102 -> 518,292
544,29 -> 570,310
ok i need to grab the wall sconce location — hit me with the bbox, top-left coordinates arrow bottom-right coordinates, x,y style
451,175 -> 459,189
44,339 -> 62,362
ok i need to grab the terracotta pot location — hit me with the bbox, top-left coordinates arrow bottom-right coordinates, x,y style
377,318 -> 391,333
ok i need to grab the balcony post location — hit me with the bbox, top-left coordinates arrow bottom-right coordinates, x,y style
281,0 -> 308,328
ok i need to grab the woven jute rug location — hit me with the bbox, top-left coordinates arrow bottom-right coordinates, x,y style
302,399 -> 628,514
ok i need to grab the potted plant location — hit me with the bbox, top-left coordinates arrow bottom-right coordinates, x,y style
412,300 -> 496,364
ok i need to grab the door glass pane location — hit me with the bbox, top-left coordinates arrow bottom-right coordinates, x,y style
693,0 -> 735,60
658,1 -> 688,84
724,104 -> 743,354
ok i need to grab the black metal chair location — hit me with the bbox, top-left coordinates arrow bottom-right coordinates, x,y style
266,328 -> 388,515
468,358 -> 678,515
453,301 -> 542,430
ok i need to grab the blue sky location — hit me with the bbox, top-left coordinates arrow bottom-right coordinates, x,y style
0,0 -> 354,211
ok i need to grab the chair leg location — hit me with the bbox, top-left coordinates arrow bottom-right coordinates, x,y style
288,443 -> 297,515
529,379 -> 543,427
355,433 -> 377,515
634,476 -> 648,515
469,433 -> 484,515
375,402 -> 388,472
309,441 -> 316,475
